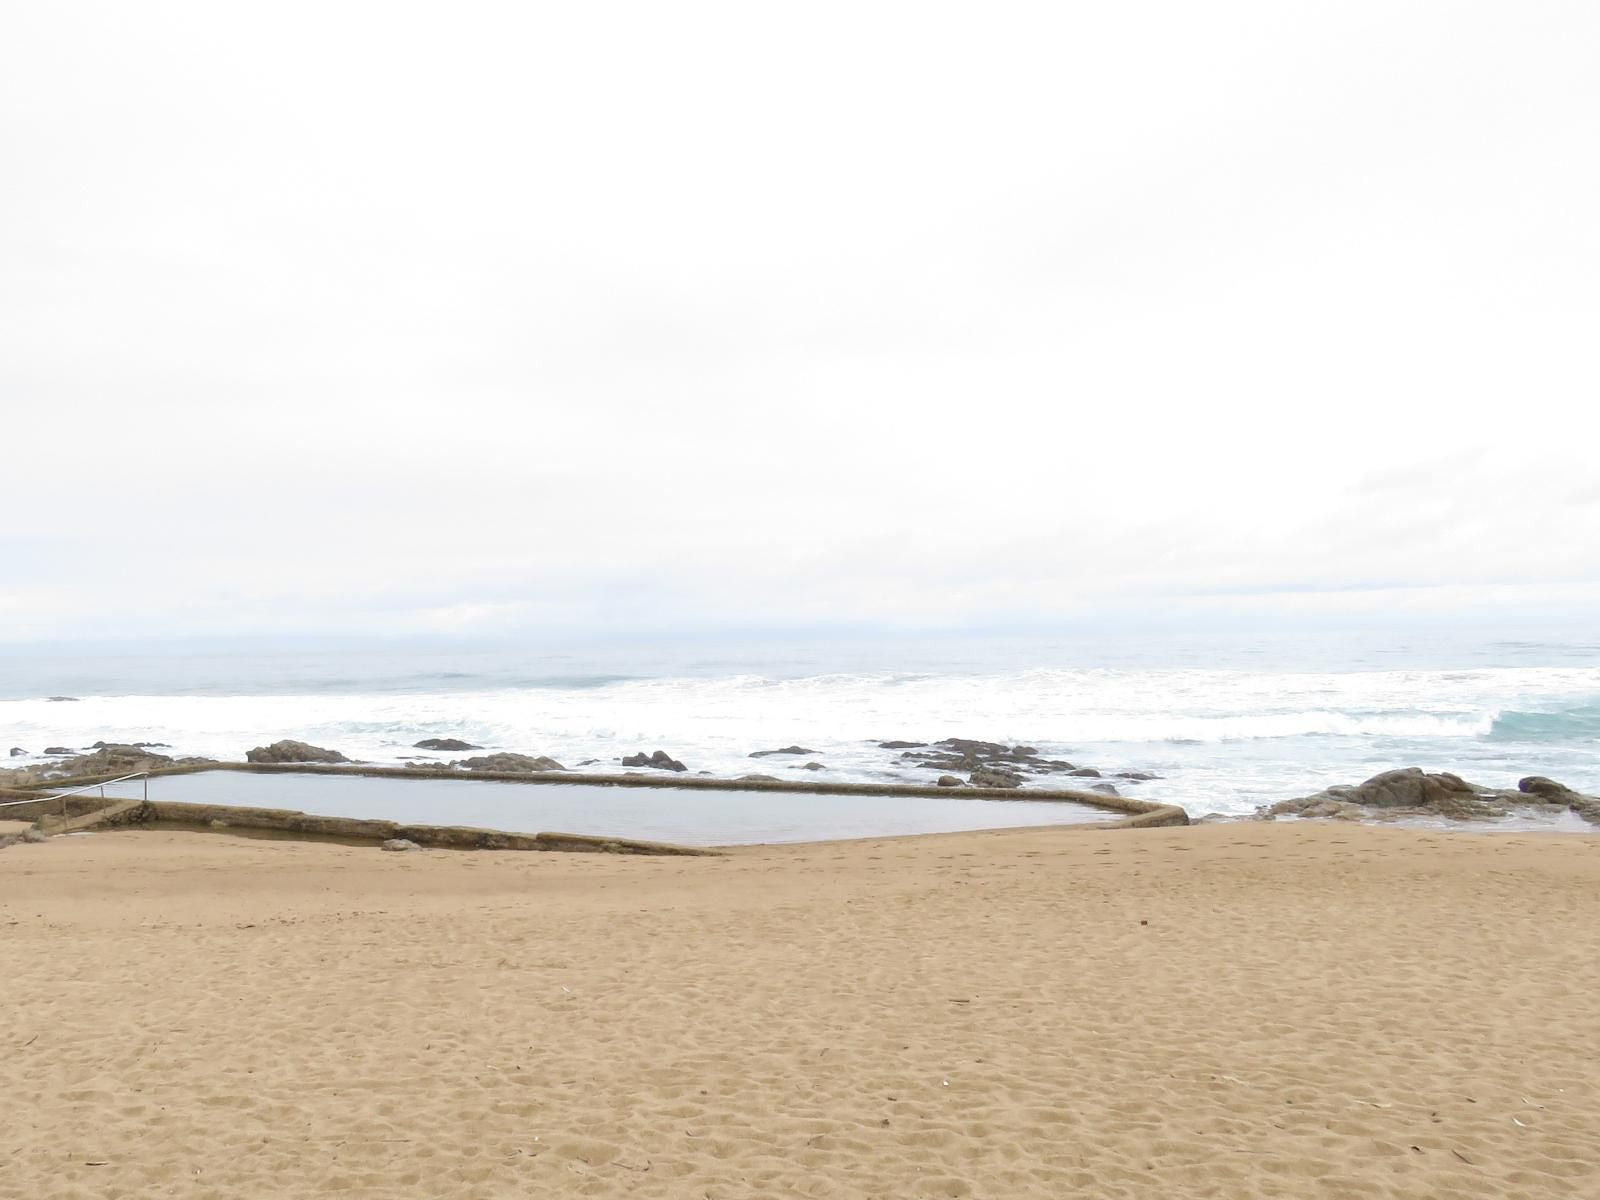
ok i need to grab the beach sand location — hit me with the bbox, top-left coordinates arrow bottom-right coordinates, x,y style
3,822 -> 1597,1198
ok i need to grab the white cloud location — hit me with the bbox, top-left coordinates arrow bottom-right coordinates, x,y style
3,2 -> 1597,643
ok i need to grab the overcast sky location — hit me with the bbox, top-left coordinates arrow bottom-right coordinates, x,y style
3,2 -> 1597,645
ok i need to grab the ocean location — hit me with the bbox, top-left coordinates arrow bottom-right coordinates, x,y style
3,629 -> 1597,819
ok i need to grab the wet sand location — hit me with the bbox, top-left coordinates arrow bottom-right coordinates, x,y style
3,822 -> 1597,1198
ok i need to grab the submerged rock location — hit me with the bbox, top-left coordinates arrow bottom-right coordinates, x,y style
414,738 -> 482,752
246,740 -> 350,764
46,696 -> 79,702
878,740 -> 926,750
453,753 -> 564,773
42,747 -> 73,755
737,773 -> 780,783
749,745 -> 817,758
621,750 -> 687,772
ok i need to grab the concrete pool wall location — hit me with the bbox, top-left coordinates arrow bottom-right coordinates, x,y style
7,761 -> 1190,851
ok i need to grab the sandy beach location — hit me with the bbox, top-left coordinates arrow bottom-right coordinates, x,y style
3,822 -> 1597,1199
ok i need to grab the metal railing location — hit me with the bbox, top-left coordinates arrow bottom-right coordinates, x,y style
0,770 -> 149,816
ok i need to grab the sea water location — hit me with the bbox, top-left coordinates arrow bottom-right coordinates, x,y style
3,628 -> 1597,819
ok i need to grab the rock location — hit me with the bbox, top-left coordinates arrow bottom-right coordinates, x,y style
795,761 -> 826,771
40,745 -> 176,779
453,753 -> 564,773
969,767 -> 1024,789
46,696 -> 79,702
936,775 -> 964,788
1264,767 -> 1513,821
620,750 -> 687,772
737,773 -> 780,783
8,747 -> 24,757
1116,771 -> 1159,781
43,747 -> 73,756
413,738 -> 482,751
1518,775 -> 1585,805
91,741 -> 169,749
878,740 -> 926,749
892,736 -> 1090,779
381,839 -> 422,852
1089,782 -> 1121,796
404,761 -> 446,770
21,828 -> 49,843
245,740 -> 350,764
1067,767 -> 1102,778
749,745 -> 817,758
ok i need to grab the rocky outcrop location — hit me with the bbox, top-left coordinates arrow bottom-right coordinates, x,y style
246,740 -> 350,764
749,745 -> 817,758
43,747 -> 72,755
887,737 -> 1144,786
1262,768 -> 1600,823
414,738 -> 481,751
621,750 -> 687,772
452,753 -> 564,773
8,747 -> 23,757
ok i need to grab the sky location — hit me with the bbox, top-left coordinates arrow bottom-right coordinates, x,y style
3,1 -> 1598,645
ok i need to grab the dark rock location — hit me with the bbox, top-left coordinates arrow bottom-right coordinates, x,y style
939,738 -> 1012,758
246,740 -> 350,764
577,758 -> 600,767
8,748 -> 23,757
1089,782 -> 1121,796
969,767 -> 1023,789
936,775 -> 964,788
1067,767 -> 1102,778
1116,771 -> 1159,781
413,738 -> 482,752
453,753 -> 564,773
891,736 -> 1093,779
404,761 -> 447,770
749,745 -> 817,758
91,741 -> 169,749
1518,775 -> 1584,805
795,761 -> 826,771
43,747 -> 73,755
621,750 -> 687,772
878,740 -> 926,749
